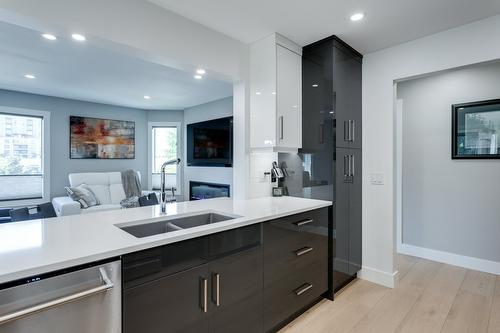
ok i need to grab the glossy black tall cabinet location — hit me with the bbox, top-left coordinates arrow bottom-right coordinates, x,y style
279,35 -> 362,293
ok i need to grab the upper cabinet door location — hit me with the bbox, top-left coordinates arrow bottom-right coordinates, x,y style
250,35 -> 277,149
348,57 -> 362,149
250,33 -> 302,152
301,43 -> 333,153
333,46 -> 351,149
276,44 -> 302,150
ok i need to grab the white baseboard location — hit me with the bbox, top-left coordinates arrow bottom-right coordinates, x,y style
399,243 -> 500,276
358,266 -> 398,288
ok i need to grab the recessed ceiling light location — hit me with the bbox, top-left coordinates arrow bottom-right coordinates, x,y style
71,33 -> 86,41
41,33 -> 57,41
312,84 -> 319,88
271,92 -> 276,95
24,74 -> 36,79
194,75 -> 203,79
143,95 -> 151,100
255,92 -> 262,95
196,68 -> 206,75
350,13 -> 364,21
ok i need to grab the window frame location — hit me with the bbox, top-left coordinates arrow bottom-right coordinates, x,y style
147,121 -> 182,194
0,107 -> 51,207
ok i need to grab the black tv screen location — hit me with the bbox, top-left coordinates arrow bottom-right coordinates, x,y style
187,117 -> 233,167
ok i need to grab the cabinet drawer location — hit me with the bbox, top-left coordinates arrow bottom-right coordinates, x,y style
263,260 -> 328,332
123,236 -> 209,289
264,208 -> 328,284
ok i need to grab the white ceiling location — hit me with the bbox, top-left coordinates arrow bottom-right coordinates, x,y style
150,0 -> 500,54
0,22 -> 233,110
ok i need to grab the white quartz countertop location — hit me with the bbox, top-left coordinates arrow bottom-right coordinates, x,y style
0,196 -> 331,284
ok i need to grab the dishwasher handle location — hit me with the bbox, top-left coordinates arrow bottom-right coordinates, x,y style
0,267 -> 114,326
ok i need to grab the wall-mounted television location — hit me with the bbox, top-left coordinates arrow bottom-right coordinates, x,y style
187,116 -> 233,167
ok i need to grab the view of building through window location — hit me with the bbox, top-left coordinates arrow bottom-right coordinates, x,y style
0,113 -> 44,201
152,126 -> 178,174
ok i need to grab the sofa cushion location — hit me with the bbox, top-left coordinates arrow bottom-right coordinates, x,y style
81,204 -> 121,214
86,184 -> 111,205
65,184 -> 99,208
109,183 -> 126,204
69,173 -> 109,187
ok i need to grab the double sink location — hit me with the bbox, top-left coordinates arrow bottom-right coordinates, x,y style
117,212 -> 237,238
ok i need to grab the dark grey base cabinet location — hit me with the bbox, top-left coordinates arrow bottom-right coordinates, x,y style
123,224 -> 262,333
122,208 -> 330,333
263,208 -> 329,332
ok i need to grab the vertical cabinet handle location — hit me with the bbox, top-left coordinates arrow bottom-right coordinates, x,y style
212,273 -> 220,306
200,277 -> 208,313
343,155 -> 349,181
279,116 -> 284,140
350,120 -> 355,142
343,121 -> 348,142
350,154 -> 355,178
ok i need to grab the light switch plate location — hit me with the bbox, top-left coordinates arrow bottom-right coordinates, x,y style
370,173 -> 384,185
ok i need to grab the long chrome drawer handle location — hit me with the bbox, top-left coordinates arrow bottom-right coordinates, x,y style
201,277 -> 208,313
294,219 -> 313,227
0,267 -> 114,326
295,247 -> 314,257
294,283 -> 313,296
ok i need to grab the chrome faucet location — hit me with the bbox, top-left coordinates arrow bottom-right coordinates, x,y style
160,158 -> 181,213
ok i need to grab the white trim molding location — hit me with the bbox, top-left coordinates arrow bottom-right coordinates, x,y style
0,106 -> 50,208
358,265 -> 399,288
147,121 -> 182,194
399,243 -> 500,276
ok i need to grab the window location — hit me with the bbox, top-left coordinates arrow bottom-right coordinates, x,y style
148,122 -> 181,193
0,108 -> 50,205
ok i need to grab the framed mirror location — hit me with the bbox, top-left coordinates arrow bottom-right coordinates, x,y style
452,99 -> 500,159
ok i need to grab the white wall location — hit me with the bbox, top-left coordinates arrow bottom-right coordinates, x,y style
183,97 -> 233,201
362,15 -> 500,287
398,61 -> 500,268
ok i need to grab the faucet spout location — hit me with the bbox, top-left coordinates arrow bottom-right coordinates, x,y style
160,158 -> 181,213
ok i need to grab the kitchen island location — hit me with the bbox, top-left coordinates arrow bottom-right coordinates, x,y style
0,196 -> 332,332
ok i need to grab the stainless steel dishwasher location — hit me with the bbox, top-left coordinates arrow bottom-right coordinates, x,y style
0,259 -> 121,333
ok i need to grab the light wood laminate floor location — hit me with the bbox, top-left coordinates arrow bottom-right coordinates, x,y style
280,255 -> 500,333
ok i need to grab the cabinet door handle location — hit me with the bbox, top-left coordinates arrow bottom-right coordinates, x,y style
294,218 -> 313,226
212,273 -> 220,306
295,246 -> 314,256
350,120 -> 355,142
294,283 -> 313,296
350,154 -> 355,178
343,154 -> 349,181
343,121 -> 348,141
279,116 -> 284,140
200,277 -> 208,313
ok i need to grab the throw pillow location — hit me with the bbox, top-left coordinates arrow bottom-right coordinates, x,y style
65,184 -> 100,208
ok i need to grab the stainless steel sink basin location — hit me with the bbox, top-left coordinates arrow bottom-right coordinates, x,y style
117,212 -> 237,238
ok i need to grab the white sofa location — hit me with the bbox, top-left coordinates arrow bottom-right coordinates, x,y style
52,171 -> 149,216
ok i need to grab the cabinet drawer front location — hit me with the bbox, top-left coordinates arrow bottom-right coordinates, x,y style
123,236 -> 209,289
263,260 -> 328,331
209,224 -> 262,259
263,208 -> 328,284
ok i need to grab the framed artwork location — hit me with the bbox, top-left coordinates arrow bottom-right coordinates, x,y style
452,99 -> 500,159
70,116 -> 135,159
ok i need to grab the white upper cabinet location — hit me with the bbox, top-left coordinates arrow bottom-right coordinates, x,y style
250,33 -> 302,152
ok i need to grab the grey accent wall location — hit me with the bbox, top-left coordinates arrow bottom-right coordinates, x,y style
0,89 -> 181,197
183,97 -> 233,201
398,61 -> 500,262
